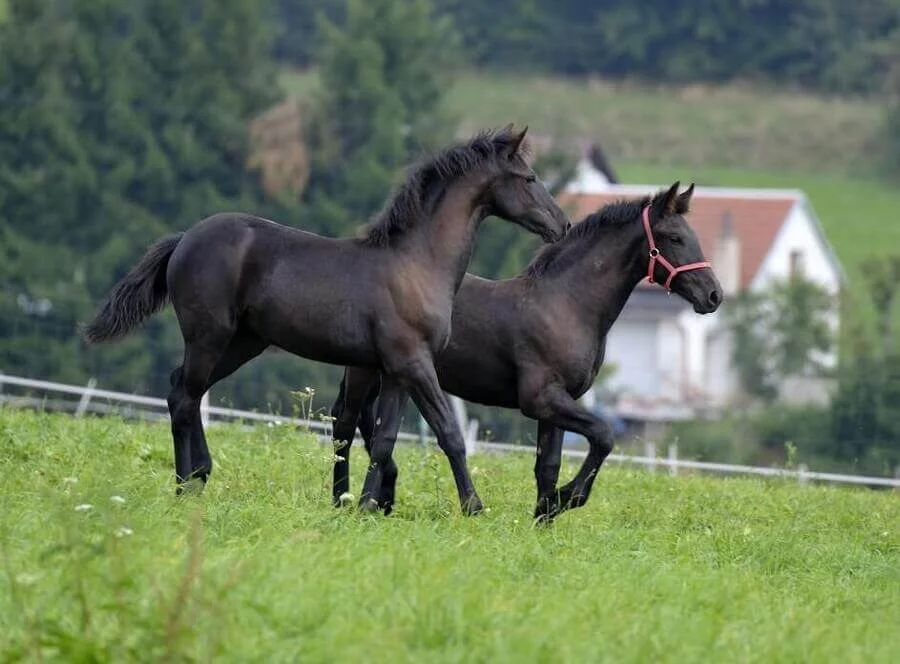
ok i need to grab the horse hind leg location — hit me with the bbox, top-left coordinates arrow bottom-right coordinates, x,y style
167,326 -> 244,493
331,367 -> 379,508
180,328 -> 269,487
356,382 -> 401,515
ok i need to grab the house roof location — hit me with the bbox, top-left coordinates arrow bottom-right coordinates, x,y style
558,186 -> 803,290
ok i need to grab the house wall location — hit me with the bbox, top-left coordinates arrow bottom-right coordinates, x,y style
752,201 -> 841,372
605,316 -> 661,398
752,203 -> 841,295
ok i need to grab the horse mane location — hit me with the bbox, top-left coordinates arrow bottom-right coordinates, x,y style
360,127 -> 530,247
523,195 -> 652,280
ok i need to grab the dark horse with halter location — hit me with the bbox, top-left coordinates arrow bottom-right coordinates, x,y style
330,182 -> 723,520
82,126 -> 571,515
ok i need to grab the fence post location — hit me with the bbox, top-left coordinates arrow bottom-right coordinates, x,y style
200,391 -> 210,429
74,378 -> 97,418
450,396 -> 475,457
418,414 -> 428,446
797,463 -> 809,486
667,443 -> 678,477
466,419 -> 479,455
644,441 -> 657,474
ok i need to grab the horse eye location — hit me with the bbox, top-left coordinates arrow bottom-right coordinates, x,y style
525,174 -> 536,183
670,235 -> 683,245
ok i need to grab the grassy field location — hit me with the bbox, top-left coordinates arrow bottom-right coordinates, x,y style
281,68 -> 882,175
2,411 -> 899,662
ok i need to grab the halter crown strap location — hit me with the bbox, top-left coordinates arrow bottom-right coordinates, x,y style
641,205 -> 711,291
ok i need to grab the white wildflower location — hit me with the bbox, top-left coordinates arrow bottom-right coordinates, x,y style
115,526 -> 134,538
74,504 -> 93,512
110,495 -> 126,504
15,572 -> 39,586
62,477 -> 78,485
267,421 -> 275,428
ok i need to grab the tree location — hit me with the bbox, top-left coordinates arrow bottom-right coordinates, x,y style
724,275 -> 834,402
884,35 -> 900,179
270,0 -> 342,66
830,255 -> 900,471
0,0 -> 292,402
302,0 -> 460,235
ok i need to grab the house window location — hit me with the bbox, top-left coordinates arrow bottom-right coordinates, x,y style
789,249 -> 805,277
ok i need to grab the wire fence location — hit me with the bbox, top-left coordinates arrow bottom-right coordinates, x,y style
2,371 -> 899,490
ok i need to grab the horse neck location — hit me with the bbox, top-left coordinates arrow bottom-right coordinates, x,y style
543,220 -> 648,336
409,173 -> 491,290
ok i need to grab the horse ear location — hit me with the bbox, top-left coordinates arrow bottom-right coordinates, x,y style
506,125 -> 529,159
502,122 -> 515,133
652,181 -> 681,217
675,182 -> 695,214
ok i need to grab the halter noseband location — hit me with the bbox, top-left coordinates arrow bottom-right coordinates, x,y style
641,205 -> 711,292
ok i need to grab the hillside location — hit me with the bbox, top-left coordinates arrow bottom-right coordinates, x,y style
2,411 -> 898,661
281,69 -> 882,176
282,69 -> 898,287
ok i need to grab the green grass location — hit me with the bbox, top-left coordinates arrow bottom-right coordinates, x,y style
280,68 -> 883,175
2,410 -> 899,662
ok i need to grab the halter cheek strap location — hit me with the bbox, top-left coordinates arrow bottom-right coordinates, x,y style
641,205 -> 711,292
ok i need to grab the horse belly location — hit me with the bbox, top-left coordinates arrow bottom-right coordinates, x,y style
248,296 -> 378,368
435,352 -> 520,409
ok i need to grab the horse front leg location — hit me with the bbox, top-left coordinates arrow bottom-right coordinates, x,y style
522,383 -> 613,520
402,357 -> 483,516
533,421 -> 564,523
357,374 -> 409,512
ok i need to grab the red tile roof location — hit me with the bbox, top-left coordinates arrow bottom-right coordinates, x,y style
558,190 -> 797,289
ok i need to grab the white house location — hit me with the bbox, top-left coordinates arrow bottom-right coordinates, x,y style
559,178 -> 845,423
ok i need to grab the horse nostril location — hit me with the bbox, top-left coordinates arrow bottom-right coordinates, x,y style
709,289 -> 722,306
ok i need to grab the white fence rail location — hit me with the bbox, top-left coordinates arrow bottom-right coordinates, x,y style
1,372 -> 899,489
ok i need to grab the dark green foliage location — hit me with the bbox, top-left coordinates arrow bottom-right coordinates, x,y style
829,255 -> 900,472
273,0 -> 900,95
302,0 -> 460,236
0,0 -> 291,404
724,276 -> 834,402
884,49 -> 900,178
698,259 -> 900,475
0,0 -> 463,414
270,0 -> 343,66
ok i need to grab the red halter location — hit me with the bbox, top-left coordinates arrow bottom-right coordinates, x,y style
641,205 -> 711,292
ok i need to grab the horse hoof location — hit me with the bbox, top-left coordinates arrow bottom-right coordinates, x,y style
380,502 -> 394,516
462,495 -> 484,516
533,497 -> 559,524
532,511 -> 556,527
333,492 -> 355,508
358,497 -> 381,514
175,477 -> 205,497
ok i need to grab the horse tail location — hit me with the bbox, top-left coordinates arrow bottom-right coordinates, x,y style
81,233 -> 184,344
